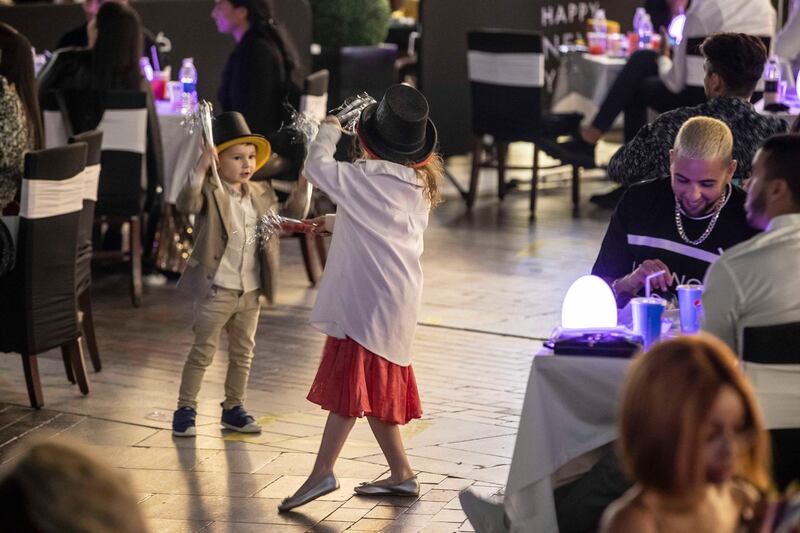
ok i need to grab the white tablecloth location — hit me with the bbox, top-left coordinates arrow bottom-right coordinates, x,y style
551,53 -> 627,125
156,100 -> 200,205
504,347 -> 800,533
754,97 -> 800,125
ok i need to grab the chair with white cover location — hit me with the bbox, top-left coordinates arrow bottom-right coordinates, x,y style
69,129 -> 103,373
0,143 -> 90,408
466,29 -> 589,218
743,321 -> 800,490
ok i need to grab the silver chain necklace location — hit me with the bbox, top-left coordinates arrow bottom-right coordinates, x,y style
674,186 -> 728,246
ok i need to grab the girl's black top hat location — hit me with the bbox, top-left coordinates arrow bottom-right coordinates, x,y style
358,84 -> 437,166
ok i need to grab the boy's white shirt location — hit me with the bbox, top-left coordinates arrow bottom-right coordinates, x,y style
213,181 -> 261,292
302,123 -> 429,367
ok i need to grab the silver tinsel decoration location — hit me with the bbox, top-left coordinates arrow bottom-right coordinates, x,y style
279,92 -> 377,145
249,211 -> 309,250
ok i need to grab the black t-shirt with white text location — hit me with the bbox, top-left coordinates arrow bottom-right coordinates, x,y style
591,178 -> 759,303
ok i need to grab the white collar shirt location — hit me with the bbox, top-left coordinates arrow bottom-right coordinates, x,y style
702,213 -> 800,354
302,123 -> 429,366
213,182 -> 261,293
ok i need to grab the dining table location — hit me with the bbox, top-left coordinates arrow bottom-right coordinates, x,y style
503,341 -> 800,533
550,51 -> 627,125
155,100 -> 201,205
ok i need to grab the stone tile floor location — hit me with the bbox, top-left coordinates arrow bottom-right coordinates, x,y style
0,144 -> 616,531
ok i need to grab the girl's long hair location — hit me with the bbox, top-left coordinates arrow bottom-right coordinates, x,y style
0,23 -> 43,149
91,2 -> 144,91
357,143 -> 444,208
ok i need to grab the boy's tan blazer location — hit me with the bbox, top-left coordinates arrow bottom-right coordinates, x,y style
175,176 -> 309,305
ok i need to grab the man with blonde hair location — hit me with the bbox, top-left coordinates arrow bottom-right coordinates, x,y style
592,116 -> 759,306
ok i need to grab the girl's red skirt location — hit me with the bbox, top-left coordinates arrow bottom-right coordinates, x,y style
307,336 -> 422,425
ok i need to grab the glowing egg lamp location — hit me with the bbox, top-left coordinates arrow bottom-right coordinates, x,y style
561,275 -> 618,329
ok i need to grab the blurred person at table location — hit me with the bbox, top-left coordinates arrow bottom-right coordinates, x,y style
38,2 -> 164,261
605,33 -> 787,196
213,0 -> 304,179
554,0 -> 776,176
56,0 -> 168,69
776,0 -> 800,73
600,334 -> 770,533
592,117 -> 758,307
0,438 -> 149,533
702,134 -> 800,357
0,23 -> 43,215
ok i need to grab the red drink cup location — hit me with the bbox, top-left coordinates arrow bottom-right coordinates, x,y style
151,78 -> 167,100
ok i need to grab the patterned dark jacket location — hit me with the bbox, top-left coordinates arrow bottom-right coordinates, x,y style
607,96 -> 788,187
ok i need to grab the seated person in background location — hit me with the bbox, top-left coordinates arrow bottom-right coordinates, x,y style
592,116 -> 759,307
601,334 -> 770,533
702,134 -> 800,354
0,439 -> 149,532
776,0 -> 800,73
56,0 -> 167,67
567,0 -> 776,168
607,33 -> 787,192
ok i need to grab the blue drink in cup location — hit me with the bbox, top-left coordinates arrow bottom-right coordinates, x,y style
677,284 -> 703,333
631,297 -> 667,348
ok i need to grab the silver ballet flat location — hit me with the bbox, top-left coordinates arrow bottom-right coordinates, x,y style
278,473 -> 339,513
354,475 -> 419,496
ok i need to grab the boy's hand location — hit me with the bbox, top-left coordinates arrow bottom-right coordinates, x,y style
191,141 -> 218,186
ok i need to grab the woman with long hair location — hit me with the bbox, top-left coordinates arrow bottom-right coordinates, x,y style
601,334 -> 770,533
0,23 -> 43,213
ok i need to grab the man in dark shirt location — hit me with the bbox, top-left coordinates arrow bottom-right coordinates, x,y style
607,33 -> 787,189
592,116 -> 760,307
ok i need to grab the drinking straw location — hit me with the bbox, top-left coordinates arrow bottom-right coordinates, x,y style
645,270 -> 665,299
150,45 -> 160,73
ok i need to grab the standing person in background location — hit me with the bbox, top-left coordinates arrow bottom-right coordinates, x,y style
0,23 -> 43,215
213,0 -> 304,179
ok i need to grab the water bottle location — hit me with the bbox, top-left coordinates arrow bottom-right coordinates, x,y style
633,7 -> 647,34
763,56 -> 781,105
179,57 -> 198,114
139,57 -> 154,82
638,14 -> 653,49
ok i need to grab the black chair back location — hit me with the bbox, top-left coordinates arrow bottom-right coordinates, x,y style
467,29 -> 544,142
68,130 -> 103,295
743,321 -> 800,364
0,144 -> 87,355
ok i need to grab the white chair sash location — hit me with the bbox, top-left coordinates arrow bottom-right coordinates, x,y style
98,108 -> 147,153
467,51 -> 545,88
43,110 -> 69,148
20,172 -> 85,219
83,163 -> 101,202
300,93 -> 328,122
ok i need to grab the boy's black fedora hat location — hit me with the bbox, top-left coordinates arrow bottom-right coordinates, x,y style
357,84 -> 437,166
213,112 -> 271,171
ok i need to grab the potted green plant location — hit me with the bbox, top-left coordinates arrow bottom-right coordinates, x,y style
310,0 -> 397,107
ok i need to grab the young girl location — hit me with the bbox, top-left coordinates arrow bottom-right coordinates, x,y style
278,84 -> 444,511
600,334 -> 770,533
171,111 -> 309,437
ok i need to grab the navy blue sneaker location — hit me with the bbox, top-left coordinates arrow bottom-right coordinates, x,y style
172,407 -> 197,437
221,405 -> 261,433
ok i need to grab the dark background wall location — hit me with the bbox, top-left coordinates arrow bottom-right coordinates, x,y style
0,0 -> 311,108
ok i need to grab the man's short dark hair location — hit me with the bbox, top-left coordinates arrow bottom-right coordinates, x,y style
700,33 -> 768,97
759,134 -> 800,206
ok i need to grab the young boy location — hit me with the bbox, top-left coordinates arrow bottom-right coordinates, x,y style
172,112 -> 309,437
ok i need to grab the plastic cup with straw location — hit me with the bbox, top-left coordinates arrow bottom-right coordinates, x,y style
631,270 -> 668,347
